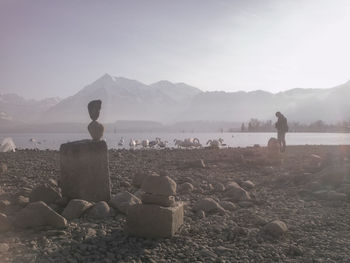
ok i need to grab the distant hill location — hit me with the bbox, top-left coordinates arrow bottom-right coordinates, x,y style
2,74 -> 350,128
0,93 -> 60,124
41,74 -> 202,123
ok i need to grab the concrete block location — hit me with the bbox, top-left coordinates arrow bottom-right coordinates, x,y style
60,140 -> 111,202
126,202 -> 184,238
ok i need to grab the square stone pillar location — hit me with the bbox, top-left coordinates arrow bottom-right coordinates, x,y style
60,140 -> 111,202
126,202 -> 184,238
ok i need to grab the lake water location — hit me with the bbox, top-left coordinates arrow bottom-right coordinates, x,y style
1,132 -> 350,150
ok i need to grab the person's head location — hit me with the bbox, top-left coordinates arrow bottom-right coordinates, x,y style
275,111 -> 282,118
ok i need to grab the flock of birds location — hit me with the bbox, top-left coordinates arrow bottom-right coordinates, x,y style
119,137 -> 226,149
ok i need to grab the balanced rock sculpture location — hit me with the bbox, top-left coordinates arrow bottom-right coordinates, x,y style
59,100 -> 111,202
126,173 -> 184,238
87,100 -> 104,141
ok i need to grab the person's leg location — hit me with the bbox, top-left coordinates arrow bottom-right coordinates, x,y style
277,131 -> 282,150
281,132 -> 286,152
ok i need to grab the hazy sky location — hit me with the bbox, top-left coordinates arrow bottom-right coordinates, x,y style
1,0 -> 350,99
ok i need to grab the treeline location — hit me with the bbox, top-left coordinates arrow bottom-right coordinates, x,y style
239,119 -> 350,133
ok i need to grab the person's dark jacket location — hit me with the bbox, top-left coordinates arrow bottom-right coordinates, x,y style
275,115 -> 288,132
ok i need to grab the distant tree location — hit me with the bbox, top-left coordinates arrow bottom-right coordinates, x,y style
241,123 -> 245,132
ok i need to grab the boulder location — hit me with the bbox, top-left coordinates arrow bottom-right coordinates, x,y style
241,180 -> 255,190
109,192 -> 141,214
263,220 -> 288,237
17,195 -> 29,207
267,138 -> 280,159
336,184 -> 350,195
225,183 -> 251,202
132,171 -> 153,188
141,175 -> 176,196
0,200 -> 10,211
62,199 -> 93,220
126,203 -> 184,238
141,193 -> 175,207
179,182 -> 194,194
86,201 -> 110,219
29,184 -> 62,204
60,140 -> 111,202
194,198 -> 226,214
0,213 -> 11,232
14,201 -> 67,229
326,191 -> 347,201
219,201 -> 236,211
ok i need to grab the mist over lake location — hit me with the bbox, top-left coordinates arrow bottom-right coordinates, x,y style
2,132 -> 350,150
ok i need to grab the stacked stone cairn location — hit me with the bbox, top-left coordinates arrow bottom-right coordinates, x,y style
1,100 -> 113,232
60,100 -> 111,202
126,173 -> 184,238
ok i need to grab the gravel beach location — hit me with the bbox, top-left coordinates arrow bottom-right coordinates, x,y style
1,145 -> 350,263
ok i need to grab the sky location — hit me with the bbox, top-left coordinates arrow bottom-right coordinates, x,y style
1,0 -> 350,99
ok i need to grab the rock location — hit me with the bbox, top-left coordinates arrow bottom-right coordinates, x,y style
225,183 -> 251,202
0,243 -> 9,253
263,220 -> 288,237
17,195 -> 29,207
318,164 -> 350,186
212,182 -> 225,192
183,159 -> 206,169
86,201 -> 110,219
336,184 -> 350,195
179,182 -> 194,194
238,201 -> 255,208
0,200 -> 11,211
19,187 -> 32,197
194,198 -> 226,214
29,183 -> 62,204
88,121 -> 104,141
0,213 -> 11,232
326,191 -> 347,201
62,199 -> 93,220
87,99 -> 101,121
60,140 -> 111,202
219,201 -> 236,211
241,180 -> 255,190
0,163 -> 7,174
141,193 -> 175,207
141,175 -> 176,196
132,171 -> 152,188
14,201 -> 67,229
109,192 -> 141,214
267,137 -> 280,158
126,202 -> 184,238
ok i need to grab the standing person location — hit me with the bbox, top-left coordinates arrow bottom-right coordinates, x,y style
275,112 -> 288,152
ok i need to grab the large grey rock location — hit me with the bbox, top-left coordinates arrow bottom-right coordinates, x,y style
132,171 -> 153,188
29,184 -> 62,204
88,121 -> 104,141
62,199 -> 93,220
263,220 -> 288,237
14,201 -> 67,229
126,202 -> 184,238
225,182 -> 251,202
109,192 -> 141,214
141,175 -> 176,196
141,193 -> 175,207
60,140 -> 111,202
0,213 -> 11,232
178,182 -> 194,194
86,201 -> 110,219
194,198 -> 226,214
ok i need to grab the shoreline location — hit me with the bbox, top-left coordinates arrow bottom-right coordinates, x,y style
0,145 -> 349,262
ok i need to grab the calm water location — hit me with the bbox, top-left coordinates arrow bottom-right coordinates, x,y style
1,132 -> 350,150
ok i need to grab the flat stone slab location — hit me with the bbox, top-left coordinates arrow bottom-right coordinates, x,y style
60,140 -> 111,202
126,202 -> 184,238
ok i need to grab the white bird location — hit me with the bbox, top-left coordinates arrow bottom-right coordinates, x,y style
118,137 -> 124,146
0,137 -> 16,152
129,139 -> 136,149
141,139 -> 149,148
206,138 -> 224,148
